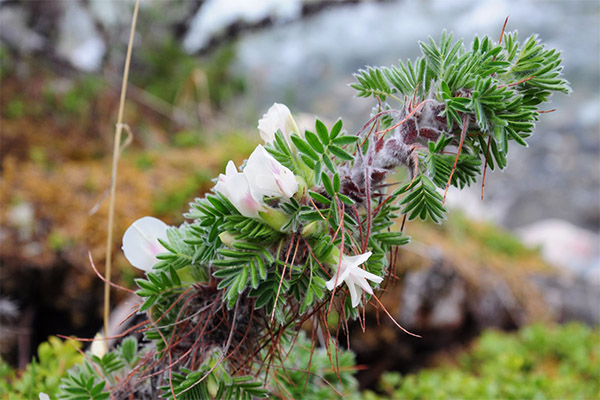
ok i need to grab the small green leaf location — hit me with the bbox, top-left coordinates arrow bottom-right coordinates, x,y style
315,119 -> 330,144
333,173 -> 341,192
322,154 -> 336,173
309,191 -> 331,205
290,134 -> 319,160
332,135 -> 359,146
329,144 -> 354,161
321,172 -> 335,196
305,130 -> 325,153
329,119 -> 343,139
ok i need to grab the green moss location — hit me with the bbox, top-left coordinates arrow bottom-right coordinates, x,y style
28,146 -> 49,168
0,45 -> 12,79
133,152 -> 158,170
47,230 -> 71,252
61,76 -> 104,114
364,323 -> 600,400
443,211 -> 537,258
39,75 -> 104,116
152,171 -> 212,219
4,99 -> 26,119
173,130 -> 205,148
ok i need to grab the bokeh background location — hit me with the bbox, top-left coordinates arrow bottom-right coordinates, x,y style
1,0 -> 599,396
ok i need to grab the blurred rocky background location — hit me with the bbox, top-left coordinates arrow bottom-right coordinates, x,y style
1,0 -> 598,391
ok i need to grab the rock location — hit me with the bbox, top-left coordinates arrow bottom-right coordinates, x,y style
56,1 -> 106,72
531,274 -> 600,325
6,202 -> 35,241
0,6 -> 45,53
516,219 -> 600,282
351,243 -> 599,388
401,259 -> 467,331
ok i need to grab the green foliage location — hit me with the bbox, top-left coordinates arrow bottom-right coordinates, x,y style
61,77 -> 104,115
135,39 -> 244,110
57,337 -> 142,400
398,176 -> 447,223
4,98 -> 26,119
423,135 -> 481,190
285,119 -> 357,185
214,242 -> 274,308
40,75 -> 104,116
0,337 -> 83,400
204,45 -> 247,108
363,323 -> 600,400
0,44 -> 12,79
269,332 -> 360,400
59,365 -> 109,400
173,130 -> 206,148
161,351 -> 268,400
352,30 -> 570,174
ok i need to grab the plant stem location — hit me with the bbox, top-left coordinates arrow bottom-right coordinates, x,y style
103,0 -> 140,352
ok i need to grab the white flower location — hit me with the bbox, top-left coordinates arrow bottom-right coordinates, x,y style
39,393 -> 50,400
244,145 -> 298,198
325,251 -> 383,308
214,160 -> 265,218
214,146 -> 298,218
90,332 -> 107,358
122,216 -> 168,271
257,103 -> 298,145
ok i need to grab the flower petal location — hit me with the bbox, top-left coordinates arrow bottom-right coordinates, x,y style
257,103 -> 296,145
244,145 -> 298,199
325,251 -> 377,308
122,216 -> 168,271
351,267 -> 384,285
343,251 -> 372,268
347,281 -> 361,308
349,274 -> 375,295
214,160 -> 264,218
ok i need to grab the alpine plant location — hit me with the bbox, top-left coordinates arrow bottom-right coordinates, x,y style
58,29 -> 569,399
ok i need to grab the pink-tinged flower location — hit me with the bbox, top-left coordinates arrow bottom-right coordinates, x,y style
122,216 -> 168,271
214,160 -> 265,218
244,145 -> 298,198
257,103 -> 299,145
325,251 -> 382,308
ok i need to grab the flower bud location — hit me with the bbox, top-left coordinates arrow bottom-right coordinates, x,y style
259,208 -> 291,232
257,103 -> 299,146
301,221 -> 323,237
219,231 -> 237,248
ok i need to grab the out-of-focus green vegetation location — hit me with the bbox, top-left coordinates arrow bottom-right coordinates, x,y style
151,170 -> 213,218
445,211 -> 538,258
44,75 -> 105,116
363,323 -> 600,400
2,324 -> 597,399
135,39 -> 245,110
0,337 -> 83,399
269,332 -> 360,400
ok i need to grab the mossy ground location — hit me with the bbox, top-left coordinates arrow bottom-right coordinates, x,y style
363,322 -> 600,400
